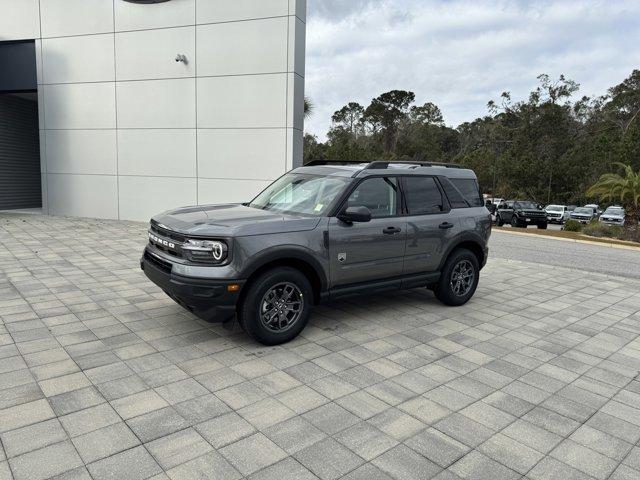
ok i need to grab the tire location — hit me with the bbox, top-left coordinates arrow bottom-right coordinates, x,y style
434,248 -> 480,306
537,223 -> 548,229
511,216 -> 521,228
497,215 -> 504,227
238,267 -> 313,345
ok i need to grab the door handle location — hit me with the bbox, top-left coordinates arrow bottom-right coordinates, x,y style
383,226 -> 401,235
439,222 -> 454,229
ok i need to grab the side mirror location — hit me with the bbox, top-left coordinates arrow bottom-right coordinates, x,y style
338,206 -> 372,223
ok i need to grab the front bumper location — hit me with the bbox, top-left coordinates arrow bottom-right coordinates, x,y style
140,249 -> 244,322
570,217 -> 591,224
515,215 -> 547,225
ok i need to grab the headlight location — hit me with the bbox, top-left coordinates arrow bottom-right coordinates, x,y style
182,239 -> 228,263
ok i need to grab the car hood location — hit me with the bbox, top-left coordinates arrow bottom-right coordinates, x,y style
517,209 -> 545,214
151,204 -> 322,237
602,214 -> 624,219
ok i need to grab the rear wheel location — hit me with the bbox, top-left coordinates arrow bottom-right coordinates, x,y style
238,267 -> 312,345
434,249 -> 479,306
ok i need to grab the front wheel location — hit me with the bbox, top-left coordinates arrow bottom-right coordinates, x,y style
537,223 -> 548,229
511,216 -> 520,228
497,215 -> 504,226
238,267 -> 312,345
434,249 -> 480,306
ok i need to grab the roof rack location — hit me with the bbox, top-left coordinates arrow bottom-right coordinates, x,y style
304,160 -> 463,169
364,161 -> 463,169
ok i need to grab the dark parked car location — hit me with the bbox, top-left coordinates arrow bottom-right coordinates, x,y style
570,207 -> 596,224
496,200 -> 548,229
141,160 -> 491,345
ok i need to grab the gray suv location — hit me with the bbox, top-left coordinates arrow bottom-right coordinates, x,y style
141,161 -> 491,345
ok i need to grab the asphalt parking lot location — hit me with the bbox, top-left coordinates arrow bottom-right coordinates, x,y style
1,213 -> 640,480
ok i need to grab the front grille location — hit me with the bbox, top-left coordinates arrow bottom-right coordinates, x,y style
149,222 -> 185,258
150,221 -> 187,243
144,251 -> 172,273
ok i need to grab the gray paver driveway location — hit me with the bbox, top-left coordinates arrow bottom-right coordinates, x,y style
1,213 -> 640,480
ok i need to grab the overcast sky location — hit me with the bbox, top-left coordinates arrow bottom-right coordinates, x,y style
305,0 -> 640,140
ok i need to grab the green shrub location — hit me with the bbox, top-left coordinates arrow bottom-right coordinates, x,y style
563,220 -> 582,232
582,221 -> 623,239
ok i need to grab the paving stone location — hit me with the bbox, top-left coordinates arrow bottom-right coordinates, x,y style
173,394 -> 230,424
220,433 -> 288,476
434,413 -> 494,448
342,463 -> 393,480
0,418 -> 67,458
195,412 -> 255,449
87,445 -> 162,480
165,451 -> 240,480
368,407 -> 426,441
295,438 -> 364,480
59,403 -> 120,437
479,433 -> 544,474
449,450 -> 520,480
126,406 -> 188,443
71,422 -> 140,464
551,439 -> 618,480
264,416 -> 326,454
405,427 -> 469,468
302,403 -> 360,435
334,422 -> 398,461
49,386 -> 105,416
147,428 -> 212,470
528,456 -> 597,480
372,444 -> 441,480
8,441 -> 83,480
247,457 -> 317,480
111,389 -> 169,420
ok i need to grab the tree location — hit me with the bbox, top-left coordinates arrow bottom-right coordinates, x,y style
363,90 -> 415,156
332,102 -> 365,136
410,102 -> 444,125
587,163 -> 640,237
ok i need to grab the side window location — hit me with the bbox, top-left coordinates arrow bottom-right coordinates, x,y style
439,178 -> 468,209
403,176 -> 444,215
450,178 -> 483,207
346,177 -> 398,218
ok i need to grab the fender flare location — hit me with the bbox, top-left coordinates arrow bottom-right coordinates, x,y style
437,232 -> 487,270
238,245 -> 329,291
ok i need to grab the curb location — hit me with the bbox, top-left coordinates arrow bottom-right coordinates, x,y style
492,228 -> 640,252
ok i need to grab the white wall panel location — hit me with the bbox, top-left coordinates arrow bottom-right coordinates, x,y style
115,27 -> 194,81
44,83 -> 116,129
40,0 -> 114,38
198,178 -> 269,205
196,0 -> 288,24
0,0 -> 39,41
45,130 -> 117,175
197,18 -> 287,76
116,78 -> 195,128
118,129 -> 196,177
118,176 -> 197,221
47,174 -> 118,219
288,17 -> 305,77
42,34 -> 115,84
115,0 -> 195,31
197,129 -> 285,180
197,74 -> 286,128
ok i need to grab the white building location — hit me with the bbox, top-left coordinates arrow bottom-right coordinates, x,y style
0,0 -> 306,220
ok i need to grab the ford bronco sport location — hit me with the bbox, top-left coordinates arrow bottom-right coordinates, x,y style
141,161 -> 491,345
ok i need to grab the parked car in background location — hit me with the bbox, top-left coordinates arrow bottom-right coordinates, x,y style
570,206 -> 596,224
497,200 -> 548,229
584,204 -> 600,217
544,204 -> 570,224
599,206 -> 625,226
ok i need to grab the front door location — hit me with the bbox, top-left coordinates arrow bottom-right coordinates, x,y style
328,176 -> 406,287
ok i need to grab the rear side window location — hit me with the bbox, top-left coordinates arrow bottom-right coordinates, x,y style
403,177 -> 444,214
450,178 -> 483,207
439,178 -> 468,209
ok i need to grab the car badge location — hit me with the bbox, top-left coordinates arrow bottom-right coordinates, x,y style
338,253 -> 347,263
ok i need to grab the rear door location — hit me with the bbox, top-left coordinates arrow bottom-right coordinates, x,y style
328,176 -> 406,287
401,176 -> 454,275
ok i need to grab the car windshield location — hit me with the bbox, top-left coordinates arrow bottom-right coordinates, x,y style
249,173 -> 349,216
546,205 -> 563,212
514,201 -> 537,209
574,207 -> 592,214
604,207 -> 624,215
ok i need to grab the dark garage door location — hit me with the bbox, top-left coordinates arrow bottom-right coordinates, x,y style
0,40 -> 41,210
